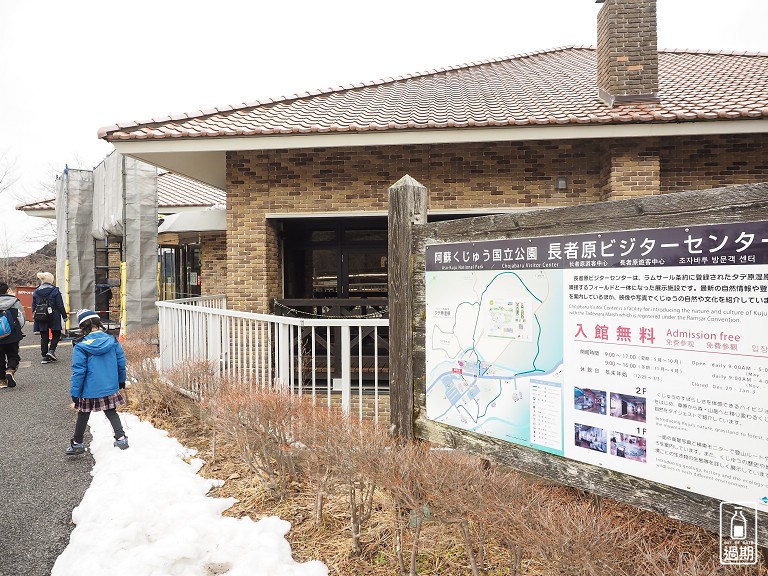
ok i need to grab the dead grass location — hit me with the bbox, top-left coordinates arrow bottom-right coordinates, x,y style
120,351 -> 766,575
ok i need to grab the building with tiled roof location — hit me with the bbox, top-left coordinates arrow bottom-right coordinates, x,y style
15,197 -> 56,216
100,0 -> 768,314
99,45 -> 768,190
17,171 -> 225,219
101,46 -> 768,137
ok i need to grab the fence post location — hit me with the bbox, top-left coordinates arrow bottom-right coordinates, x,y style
388,175 -> 428,439
341,325 -> 351,415
277,322 -> 290,388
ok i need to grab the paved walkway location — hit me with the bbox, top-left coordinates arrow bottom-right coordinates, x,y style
0,325 -> 93,576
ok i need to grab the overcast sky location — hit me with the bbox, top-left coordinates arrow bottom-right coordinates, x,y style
1,0 -> 766,257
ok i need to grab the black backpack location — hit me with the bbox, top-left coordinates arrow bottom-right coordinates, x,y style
34,295 -> 54,323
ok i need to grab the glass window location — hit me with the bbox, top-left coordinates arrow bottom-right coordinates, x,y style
282,218 -> 387,299
345,229 -> 387,243
346,250 -> 388,297
311,230 -> 336,243
312,249 -> 339,297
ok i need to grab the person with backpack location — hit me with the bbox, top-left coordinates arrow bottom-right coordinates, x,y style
32,271 -> 67,364
0,281 -> 26,389
67,309 -> 128,455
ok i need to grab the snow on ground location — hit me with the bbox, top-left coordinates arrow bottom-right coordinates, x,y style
52,412 -> 328,576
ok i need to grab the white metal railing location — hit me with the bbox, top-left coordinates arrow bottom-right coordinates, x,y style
155,295 -> 389,422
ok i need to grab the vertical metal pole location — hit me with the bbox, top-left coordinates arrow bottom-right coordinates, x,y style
278,322 -> 290,390
341,325 -> 351,415
358,325 -> 363,421
374,326 -> 379,425
326,326 -> 331,409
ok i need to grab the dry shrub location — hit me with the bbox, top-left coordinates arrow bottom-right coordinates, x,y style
121,326 -> 159,384
324,415 -> 392,556
209,382 -> 303,501
163,359 -> 219,402
528,492 -> 648,576
121,327 -> 184,423
116,340 -> 768,576
206,387 -> 394,560
416,450 -> 491,576
366,441 -> 432,576
291,402 -> 349,525
474,467 -> 551,576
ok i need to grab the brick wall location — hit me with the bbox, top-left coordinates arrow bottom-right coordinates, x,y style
224,134 -> 768,311
226,140 -> 609,311
200,233 -> 226,296
320,392 -> 391,422
603,139 -> 661,200
106,240 -> 122,319
227,151 -> 281,313
660,134 -> 768,192
596,0 -> 658,99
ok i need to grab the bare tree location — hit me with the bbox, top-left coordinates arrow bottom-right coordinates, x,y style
0,150 -> 19,196
35,154 -> 90,201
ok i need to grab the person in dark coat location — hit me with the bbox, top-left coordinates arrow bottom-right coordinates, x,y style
32,271 -> 68,364
0,281 -> 26,388
67,309 -> 128,455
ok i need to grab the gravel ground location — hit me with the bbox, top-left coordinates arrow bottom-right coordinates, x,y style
0,325 -> 93,576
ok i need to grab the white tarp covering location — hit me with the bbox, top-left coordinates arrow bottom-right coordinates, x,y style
56,152 -> 158,334
92,152 -> 124,239
56,168 -> 95,321
122,157 -> 158,332
158,205 -> 226,233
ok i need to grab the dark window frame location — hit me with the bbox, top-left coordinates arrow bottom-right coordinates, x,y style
282,217 -> 388,299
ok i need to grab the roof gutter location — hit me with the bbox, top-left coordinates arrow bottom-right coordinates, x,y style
110,119 -> 768,154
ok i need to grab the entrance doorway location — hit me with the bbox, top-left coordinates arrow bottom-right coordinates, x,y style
159,244 -> 202,300
278,217 -> 389,391
283,217 -> 388,303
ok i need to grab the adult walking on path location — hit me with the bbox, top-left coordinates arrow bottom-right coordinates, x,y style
32,272 -> 68,365
0,323 -> 93,576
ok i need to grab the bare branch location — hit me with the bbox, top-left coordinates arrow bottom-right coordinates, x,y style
0,150 -> 19,196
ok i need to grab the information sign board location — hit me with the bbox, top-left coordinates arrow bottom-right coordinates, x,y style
424,221 -> 768,505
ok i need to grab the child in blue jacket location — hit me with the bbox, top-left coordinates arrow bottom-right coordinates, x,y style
66,309 -> 129,455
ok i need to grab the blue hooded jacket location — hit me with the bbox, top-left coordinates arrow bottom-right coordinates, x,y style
70,330 -> 127,399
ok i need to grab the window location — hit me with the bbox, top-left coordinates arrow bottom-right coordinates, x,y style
283,218 -> 387,299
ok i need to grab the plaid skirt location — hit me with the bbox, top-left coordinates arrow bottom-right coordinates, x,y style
76,391 -> 126,413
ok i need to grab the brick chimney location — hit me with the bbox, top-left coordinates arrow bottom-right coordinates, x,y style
596,0 -> 659,107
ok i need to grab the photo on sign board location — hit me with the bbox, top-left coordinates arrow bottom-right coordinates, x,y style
574,424 -> 607,453
610,432 -> 647,463
574,387 -> 607,415
610,393 -> 647,423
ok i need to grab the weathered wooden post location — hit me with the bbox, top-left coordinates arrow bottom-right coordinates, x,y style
388,175 -> 428,439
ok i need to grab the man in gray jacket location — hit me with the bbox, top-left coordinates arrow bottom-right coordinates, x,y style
0,281 -> 26,388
